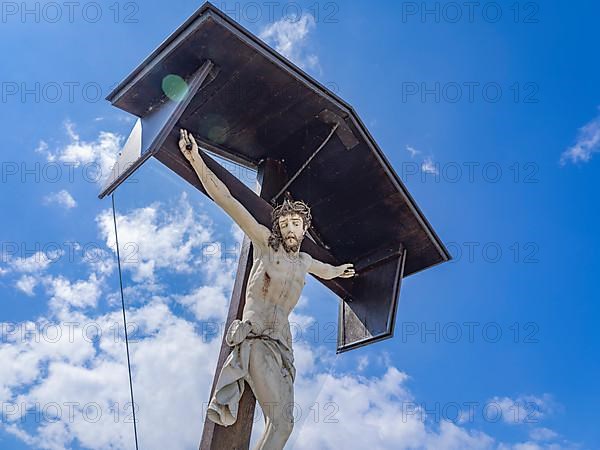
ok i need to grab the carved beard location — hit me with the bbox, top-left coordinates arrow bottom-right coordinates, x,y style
282,233 -> 302,253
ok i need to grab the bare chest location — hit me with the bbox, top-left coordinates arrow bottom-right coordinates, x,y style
247,247 -> 309,310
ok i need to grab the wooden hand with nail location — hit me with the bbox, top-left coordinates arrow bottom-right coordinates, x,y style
337,263 -> 356,278
178,128 -> 199,163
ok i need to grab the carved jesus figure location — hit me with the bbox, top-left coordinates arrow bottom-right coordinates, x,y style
179,129 -> 355,450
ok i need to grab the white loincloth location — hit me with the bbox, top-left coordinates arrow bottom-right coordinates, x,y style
207,318 -> 296,427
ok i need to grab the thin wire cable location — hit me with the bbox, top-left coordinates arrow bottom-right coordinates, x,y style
111,193 -> 140,450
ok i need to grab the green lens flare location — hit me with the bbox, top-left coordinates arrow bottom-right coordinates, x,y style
161,74 -> 188,102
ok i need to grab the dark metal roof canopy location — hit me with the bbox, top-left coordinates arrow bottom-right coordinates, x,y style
100,1 -> 450,353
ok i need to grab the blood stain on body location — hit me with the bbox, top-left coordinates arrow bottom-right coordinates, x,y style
262,272 -> 271,296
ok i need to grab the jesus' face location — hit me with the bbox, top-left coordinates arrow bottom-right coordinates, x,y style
278,213 -> 306,253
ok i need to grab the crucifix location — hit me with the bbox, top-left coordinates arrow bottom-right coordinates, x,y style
99,3 -> 450,450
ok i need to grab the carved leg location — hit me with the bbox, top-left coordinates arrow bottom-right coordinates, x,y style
247,340 -> 294,450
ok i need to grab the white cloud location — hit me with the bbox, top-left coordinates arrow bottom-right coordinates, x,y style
422,156 -> 439,175
43,190 -> 77,209
35,140 -> 49,156
406,145 -> 439,176
10,251 -> 60,273
356,355 -> 369,371
174,284 -> 229,322
259,14 -> 320,72
38,120 -> 124,185
5,251 -> 64,296
288,367 -> 498,450
1,301 -> 221,450
529,428 -> 559,442
82,247 -> 115,278
488,394 -> 557,426
8,250 -> 61,274
498,441 -> 580,450
15,275 -> 38,296
406,145 -> 421,158
560,109 -> 600,165
41,273 -> 103,311
95,192 -> 214,283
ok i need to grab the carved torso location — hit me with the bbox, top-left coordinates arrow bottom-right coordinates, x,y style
242,243 -> 311,349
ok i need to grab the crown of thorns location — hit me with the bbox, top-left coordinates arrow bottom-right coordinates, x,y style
271,198 -> 312,230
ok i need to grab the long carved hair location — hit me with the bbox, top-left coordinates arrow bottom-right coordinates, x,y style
268,198 -> 312,251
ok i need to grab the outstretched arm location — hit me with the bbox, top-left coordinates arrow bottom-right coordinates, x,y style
179,129 -> 270,249
307,254 -> 356,280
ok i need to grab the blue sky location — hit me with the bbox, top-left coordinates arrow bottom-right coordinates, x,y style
1,1 -> 599,449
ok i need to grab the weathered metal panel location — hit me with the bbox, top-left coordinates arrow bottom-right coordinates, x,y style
338,246 -> 407,353
99,60 -> 217,198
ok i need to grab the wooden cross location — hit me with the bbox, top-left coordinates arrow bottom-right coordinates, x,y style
99,3 -> 450,449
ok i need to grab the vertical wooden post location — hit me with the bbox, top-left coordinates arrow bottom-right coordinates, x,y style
200,158 -> 288,450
